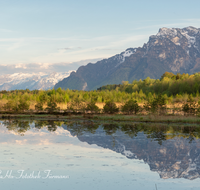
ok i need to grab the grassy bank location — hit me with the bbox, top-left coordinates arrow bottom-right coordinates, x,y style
1,112 -> 200,124
91,114 -> 200,124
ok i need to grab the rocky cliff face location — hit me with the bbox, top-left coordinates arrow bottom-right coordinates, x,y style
55,26 -> 200,90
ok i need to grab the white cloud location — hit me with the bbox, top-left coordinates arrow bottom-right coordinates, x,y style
0,58 -> 102,75
15,63 -> 27,69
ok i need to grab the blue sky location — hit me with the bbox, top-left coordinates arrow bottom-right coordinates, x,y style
1,0 -> 200,73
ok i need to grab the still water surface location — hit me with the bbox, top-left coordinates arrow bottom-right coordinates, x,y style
1,119 -> 200,190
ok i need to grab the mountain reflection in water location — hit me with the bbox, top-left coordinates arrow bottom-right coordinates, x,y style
2,119 -> 200,180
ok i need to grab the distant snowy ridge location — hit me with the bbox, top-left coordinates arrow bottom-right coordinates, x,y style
0,71 -> 74,91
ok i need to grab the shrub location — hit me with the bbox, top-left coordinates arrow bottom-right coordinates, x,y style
3,100 -> 18,111
182,95 -> 196,115
46,101 -> 58,113
103,101 -> 119,114
121,99 -> 140,114
86,101 -> 100,113
68,97 -> 86,113
35,102 -> 43,111
144,95 -> 166,115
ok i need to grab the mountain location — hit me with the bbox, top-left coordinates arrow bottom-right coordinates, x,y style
0,71 -> 73,91
55,26 -> 200,90
65,125 -> 200,180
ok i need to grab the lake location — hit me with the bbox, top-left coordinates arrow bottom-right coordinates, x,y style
1,119 -> 200,190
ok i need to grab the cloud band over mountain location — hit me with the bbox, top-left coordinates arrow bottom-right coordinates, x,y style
0,58 -> 102,75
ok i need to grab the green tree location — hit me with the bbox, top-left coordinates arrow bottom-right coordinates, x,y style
103,100 -> 119,114
46,96 -> 59,113
18,98 -> 30,111
35,102 -> 43,111
46,101 -> 58,113
69,96 -> 85,112
86,101 -> 100,113
182,95 -> 196,115
122,99 -> 140,114
3,100 -> 18,111
144,95 -> 166,115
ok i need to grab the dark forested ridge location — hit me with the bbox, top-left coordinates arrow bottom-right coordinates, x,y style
55,26 -> 200,90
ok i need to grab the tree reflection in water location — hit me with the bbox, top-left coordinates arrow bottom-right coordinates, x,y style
2,119 -> 200,179
2,119 -> 200,143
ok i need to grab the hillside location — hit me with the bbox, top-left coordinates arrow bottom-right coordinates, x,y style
55,26 -> 200,91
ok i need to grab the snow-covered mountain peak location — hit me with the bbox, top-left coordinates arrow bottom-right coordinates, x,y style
155,27 -> 200,42
156,27 -> 178,37
182,26 -> 199,34
147,27 -> 200,54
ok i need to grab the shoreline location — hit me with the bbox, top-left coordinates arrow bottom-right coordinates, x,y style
0,113 -> 200,124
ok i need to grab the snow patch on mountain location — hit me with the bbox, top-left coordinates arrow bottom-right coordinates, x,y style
115,142 -> 135,158
82,82 -> 88,91
181,31 -> 196,48
115,48 -> 136,68
122,49 -> 135,57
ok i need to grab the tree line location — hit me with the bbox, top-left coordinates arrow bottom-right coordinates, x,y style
98,71 -> 200,98
1,72 -> 200,115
